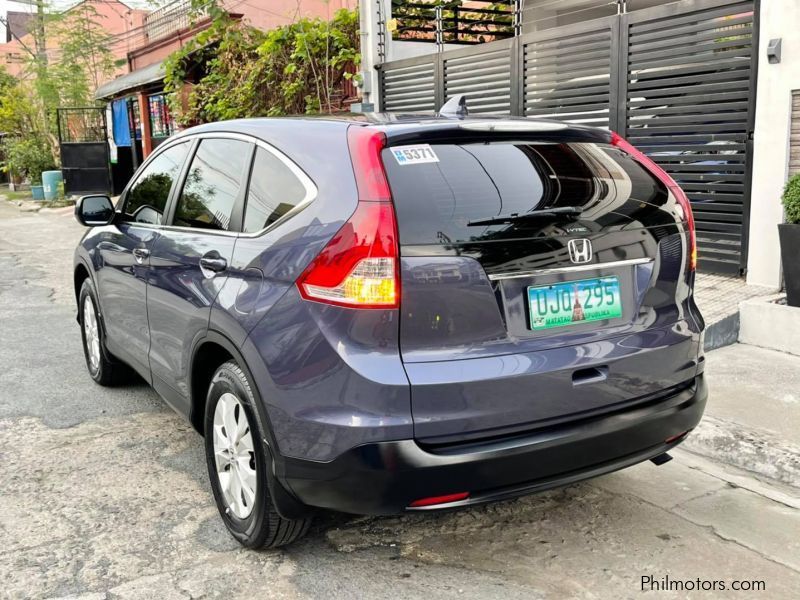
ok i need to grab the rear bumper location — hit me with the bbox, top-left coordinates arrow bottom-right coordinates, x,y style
281,375 -> 707,515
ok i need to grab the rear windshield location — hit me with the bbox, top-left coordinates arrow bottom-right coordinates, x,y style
381,142 -> 668,246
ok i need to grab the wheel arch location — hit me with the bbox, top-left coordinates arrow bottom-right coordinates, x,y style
188,336 -> 235,434
188,330 -> 279,451
189,329 -> 312,519
73,261 -> 92,308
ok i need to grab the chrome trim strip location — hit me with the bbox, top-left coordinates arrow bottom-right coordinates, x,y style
487,258 -> 653,281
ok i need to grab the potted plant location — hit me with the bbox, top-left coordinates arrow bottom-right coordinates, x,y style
0,136 -> 56,201
779,173 -> 800,307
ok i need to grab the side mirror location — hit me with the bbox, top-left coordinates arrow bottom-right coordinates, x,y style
75,195 -> 115,227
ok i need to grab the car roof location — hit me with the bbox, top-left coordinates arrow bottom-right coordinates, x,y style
174,113 -> 611,147
179,113 -> 604,132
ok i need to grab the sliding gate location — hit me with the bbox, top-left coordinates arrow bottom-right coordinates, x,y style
379,0 -> 758,274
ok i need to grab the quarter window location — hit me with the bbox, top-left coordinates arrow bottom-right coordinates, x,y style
123,142 -> 190,224
173,138 -> 251,231
242,147 -> 308,234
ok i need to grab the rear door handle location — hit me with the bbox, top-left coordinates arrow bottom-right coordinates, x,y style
199,253 -> 228,275
133,248 -> 150,263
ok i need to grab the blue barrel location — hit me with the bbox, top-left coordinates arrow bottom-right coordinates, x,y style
31,185 -> 45,201
42,170 -> 63,201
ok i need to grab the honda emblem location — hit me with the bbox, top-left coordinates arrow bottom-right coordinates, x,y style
567,238 -> 593,264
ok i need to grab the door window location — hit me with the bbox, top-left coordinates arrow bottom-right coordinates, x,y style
173,138 -> 252,231
123,142 -> 190,225
242,147 -> 309,233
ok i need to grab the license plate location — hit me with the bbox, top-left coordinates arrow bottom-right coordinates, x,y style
527,276 -> 623,331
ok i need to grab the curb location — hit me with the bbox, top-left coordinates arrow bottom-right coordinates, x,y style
683,415 -> 800,488
703,311 -> 740,352
39,205 -> 75,216
739,297 -> 800,358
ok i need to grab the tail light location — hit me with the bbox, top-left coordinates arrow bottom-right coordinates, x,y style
296,127 -> 400,308
611,132 -> 697,270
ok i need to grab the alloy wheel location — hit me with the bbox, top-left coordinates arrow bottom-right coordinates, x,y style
83,296 -> 101,371
212,392 -> 257,519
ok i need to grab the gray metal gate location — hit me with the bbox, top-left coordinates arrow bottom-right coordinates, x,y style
379,0 -> 758,274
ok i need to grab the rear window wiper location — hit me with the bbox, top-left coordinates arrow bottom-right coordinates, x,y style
467,206 -> 582,227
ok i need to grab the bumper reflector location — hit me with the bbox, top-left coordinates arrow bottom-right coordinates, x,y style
408,492 -> 470,508
665,431 -> 689,444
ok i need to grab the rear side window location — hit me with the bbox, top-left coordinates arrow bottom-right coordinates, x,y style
243,147 -> 308,233
173,138 -> 251,231
123,142 -> 190,225
381,142 -> 667,246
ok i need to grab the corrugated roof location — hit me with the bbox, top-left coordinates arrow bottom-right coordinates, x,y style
94,61 -> 165,100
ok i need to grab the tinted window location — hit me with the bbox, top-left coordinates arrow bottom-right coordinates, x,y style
382,142 -> 667,246
173,138 -> 251,231
123,142 -> 190,224
243,148 -> 308,233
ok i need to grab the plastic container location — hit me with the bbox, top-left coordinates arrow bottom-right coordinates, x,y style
42,170 -> 63,201
31,185 -> 45,201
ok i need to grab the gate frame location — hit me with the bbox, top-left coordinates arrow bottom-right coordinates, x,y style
56,106 -> 113,196
378,0 -> 760,275
620,0 -> 760,274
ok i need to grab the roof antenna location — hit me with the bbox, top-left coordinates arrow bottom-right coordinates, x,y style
438,94 -> 468,118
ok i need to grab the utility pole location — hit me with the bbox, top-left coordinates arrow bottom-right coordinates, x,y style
33,1 -> 54,144
355,0 -> 382,112
33,0 -> 47,69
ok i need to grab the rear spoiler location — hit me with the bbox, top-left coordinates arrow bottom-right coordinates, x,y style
380,120 -> 612,146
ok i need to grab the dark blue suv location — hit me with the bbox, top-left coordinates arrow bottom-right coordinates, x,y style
73,115 -> 707,548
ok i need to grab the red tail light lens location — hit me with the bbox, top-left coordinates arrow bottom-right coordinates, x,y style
296,127 -> 400,308
611,132 -> 697,270
348,126 -> 393,202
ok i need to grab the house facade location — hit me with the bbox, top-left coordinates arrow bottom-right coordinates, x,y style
0,0 -> 147,80
359,0 -> 796,290
94,0 -> 356,192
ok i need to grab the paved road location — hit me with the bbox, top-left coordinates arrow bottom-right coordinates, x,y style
1,201 -> 799,599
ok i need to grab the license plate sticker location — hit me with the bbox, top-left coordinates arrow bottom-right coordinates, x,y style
527,276 -> 623,331
390,144 -> 439,165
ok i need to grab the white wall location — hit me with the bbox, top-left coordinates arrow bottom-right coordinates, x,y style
747,0 -> 800,289
358,1 -> 462,110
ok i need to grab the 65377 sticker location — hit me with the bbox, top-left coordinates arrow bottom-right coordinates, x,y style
391,144 -> 439,165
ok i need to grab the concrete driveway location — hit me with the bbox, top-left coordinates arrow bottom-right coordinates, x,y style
1,201 -> 798,599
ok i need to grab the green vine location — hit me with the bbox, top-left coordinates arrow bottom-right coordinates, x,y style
163,2 -> 359,125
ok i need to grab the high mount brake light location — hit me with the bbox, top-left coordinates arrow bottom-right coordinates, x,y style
296,127 -> 400,309
611,132 -> 697,271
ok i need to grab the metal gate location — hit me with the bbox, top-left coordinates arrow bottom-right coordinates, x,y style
379,0 -> 758,274
57,107 -> 113,195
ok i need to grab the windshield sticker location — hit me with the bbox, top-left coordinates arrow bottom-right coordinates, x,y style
391,145 -> 439,165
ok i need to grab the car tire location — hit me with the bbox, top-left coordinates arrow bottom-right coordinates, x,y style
204,360 -> 312,549
78,278 -> 120,386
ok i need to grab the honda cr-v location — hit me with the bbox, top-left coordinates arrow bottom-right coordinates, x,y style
73,113 -> 707,548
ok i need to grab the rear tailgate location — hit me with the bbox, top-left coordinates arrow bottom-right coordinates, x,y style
381,124 -> 702,443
